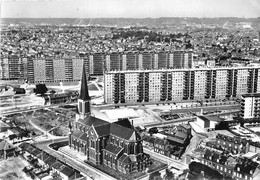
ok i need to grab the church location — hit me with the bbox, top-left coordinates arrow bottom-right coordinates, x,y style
68,66 -> 152,174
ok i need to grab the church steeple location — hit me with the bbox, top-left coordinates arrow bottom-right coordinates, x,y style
79,64 -> 91,101
78,65 -> 91,117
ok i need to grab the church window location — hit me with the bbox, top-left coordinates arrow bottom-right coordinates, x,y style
120,141 -> 123,147
90,137 -> 95,148
79,102 -> 82,113
111,137 -> 114,144
85,102 -> 90,113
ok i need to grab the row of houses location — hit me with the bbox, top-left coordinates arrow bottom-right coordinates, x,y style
142,124 -> 192,159
19,143 -> 82,180
187,131 -> 260,180
189,146 -> 260,180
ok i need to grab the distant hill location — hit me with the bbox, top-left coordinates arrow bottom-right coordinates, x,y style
1,17 -> 260,28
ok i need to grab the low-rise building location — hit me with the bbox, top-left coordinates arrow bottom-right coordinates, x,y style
195,116 -> 224,131
0,141 -> 16,159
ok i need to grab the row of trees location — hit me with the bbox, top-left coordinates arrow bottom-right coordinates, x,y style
34,84 -> 48,96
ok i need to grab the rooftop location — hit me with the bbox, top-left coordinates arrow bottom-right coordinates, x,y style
242,93 -> 260,98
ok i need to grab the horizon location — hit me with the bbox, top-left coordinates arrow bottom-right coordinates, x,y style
1,16 -> 260,19
1,0 -> 260,19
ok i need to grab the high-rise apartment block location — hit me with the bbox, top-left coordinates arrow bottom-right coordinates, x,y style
104,50 -> 193,71
0,51 -> 193,83
0,55 -> 28,80
104,67 -> 260,104
240,93 -> 260,119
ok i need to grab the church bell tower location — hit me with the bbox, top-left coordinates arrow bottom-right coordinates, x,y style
77,65 -> 91,119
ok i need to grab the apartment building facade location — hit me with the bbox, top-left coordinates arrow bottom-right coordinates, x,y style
240,93 -> 260,119
0,51 -> 193,83
0,55 -> 28,80
104,50 -> 193,72
104,67 -> 260,104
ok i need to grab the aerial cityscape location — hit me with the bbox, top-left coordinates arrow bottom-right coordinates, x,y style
1,0 -> 260,180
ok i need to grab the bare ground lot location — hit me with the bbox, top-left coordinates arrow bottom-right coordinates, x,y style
0,157 -> 30,180
30,107 -> 75,136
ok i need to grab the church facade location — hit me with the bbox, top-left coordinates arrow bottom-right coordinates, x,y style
68,67 -> 152,174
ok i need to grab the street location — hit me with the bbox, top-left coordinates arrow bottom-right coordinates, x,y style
33,138 -> 115,180
143,147 -> 188,170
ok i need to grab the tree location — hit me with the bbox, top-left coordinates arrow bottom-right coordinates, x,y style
164,169 -> 174,180
35,84 -> 48,96
223,46 -> 228,52
9,134 -> 17,143
215,121 -> 230,130
149,171 -> 163,180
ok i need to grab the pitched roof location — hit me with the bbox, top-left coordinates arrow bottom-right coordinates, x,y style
72,129 -> 83,138
118,153 -> 131,165
79,132 -> 88,141
52,161 -> 64,170
114,119 -> 133,129
19,143 -> 30,150
40,151 -> 50,161
110,122 -> 135,140
78,65 -> 91,101
235,158 -> 259,175
30,148 -> 42,157
60,166 -> 75,177
0,141 -> 14,150
94,124 -> 111,137
44,156 -> 56,166
78,116 -> 109,127
198,115 -> 224,122
0,121 -> 10,128
103,143 -> 123,156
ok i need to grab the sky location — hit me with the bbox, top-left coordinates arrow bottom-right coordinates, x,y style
1,0 -> 260,18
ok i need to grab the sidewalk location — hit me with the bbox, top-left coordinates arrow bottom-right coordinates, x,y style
59,146 -> 88,162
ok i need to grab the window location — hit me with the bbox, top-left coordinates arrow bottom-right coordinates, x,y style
120,141 -> 123,147
90,137 -> 95,148
111,137 -> 114,144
